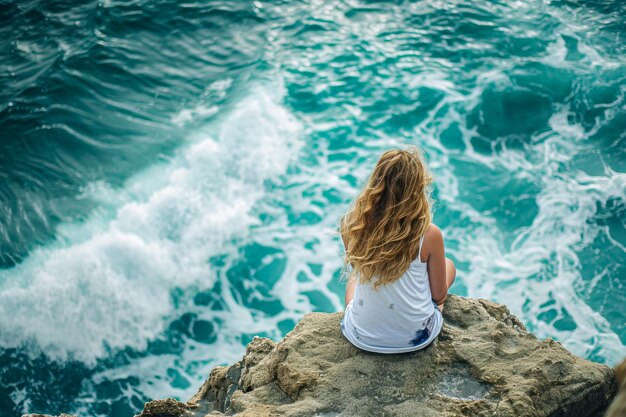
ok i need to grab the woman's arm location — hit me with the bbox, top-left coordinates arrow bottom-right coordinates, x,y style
341,232 -> 358,307
344,270 -> 358,307
426,224 -> 453,308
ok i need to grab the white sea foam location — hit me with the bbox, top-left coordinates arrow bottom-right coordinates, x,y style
385,35 -> 626,364
0,83 -> 303,364
443,104 -> 626,364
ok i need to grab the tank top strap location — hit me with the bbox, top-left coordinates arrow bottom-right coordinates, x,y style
417,231 -> 426,261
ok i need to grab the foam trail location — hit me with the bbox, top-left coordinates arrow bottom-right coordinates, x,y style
398,35 -> 626,363
0,83 -> 303,364
441,107 -> 626,364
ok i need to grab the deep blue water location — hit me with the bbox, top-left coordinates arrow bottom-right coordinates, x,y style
1,0 -> 625,416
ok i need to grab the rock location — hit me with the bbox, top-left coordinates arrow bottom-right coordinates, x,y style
606,358 -> 626,417
135,398 -> 196,417
177,295 -> 616,417
36,296 -> 617,417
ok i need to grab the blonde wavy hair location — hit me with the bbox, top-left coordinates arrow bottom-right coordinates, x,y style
340,147 -> 433,289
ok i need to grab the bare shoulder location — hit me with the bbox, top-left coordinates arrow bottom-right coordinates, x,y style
420,223 -> 443,263
425,223 -> 443,243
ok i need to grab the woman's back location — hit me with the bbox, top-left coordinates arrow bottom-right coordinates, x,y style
338,148 -> 454,353
340,232 -> 443,353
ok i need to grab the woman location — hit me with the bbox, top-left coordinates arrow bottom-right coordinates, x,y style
339,147 -> 456,353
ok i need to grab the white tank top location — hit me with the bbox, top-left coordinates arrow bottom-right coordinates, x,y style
340,233 -> 443,353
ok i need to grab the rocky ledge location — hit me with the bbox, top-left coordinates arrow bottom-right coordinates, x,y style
135,295 -> 618,417
25,295 -> 622,417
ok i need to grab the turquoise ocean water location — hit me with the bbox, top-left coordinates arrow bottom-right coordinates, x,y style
1,0 -> 625,415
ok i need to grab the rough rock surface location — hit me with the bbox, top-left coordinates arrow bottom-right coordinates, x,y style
136,398 -> 196,417
136,295 -> 616,417
606,358 -> 626,417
